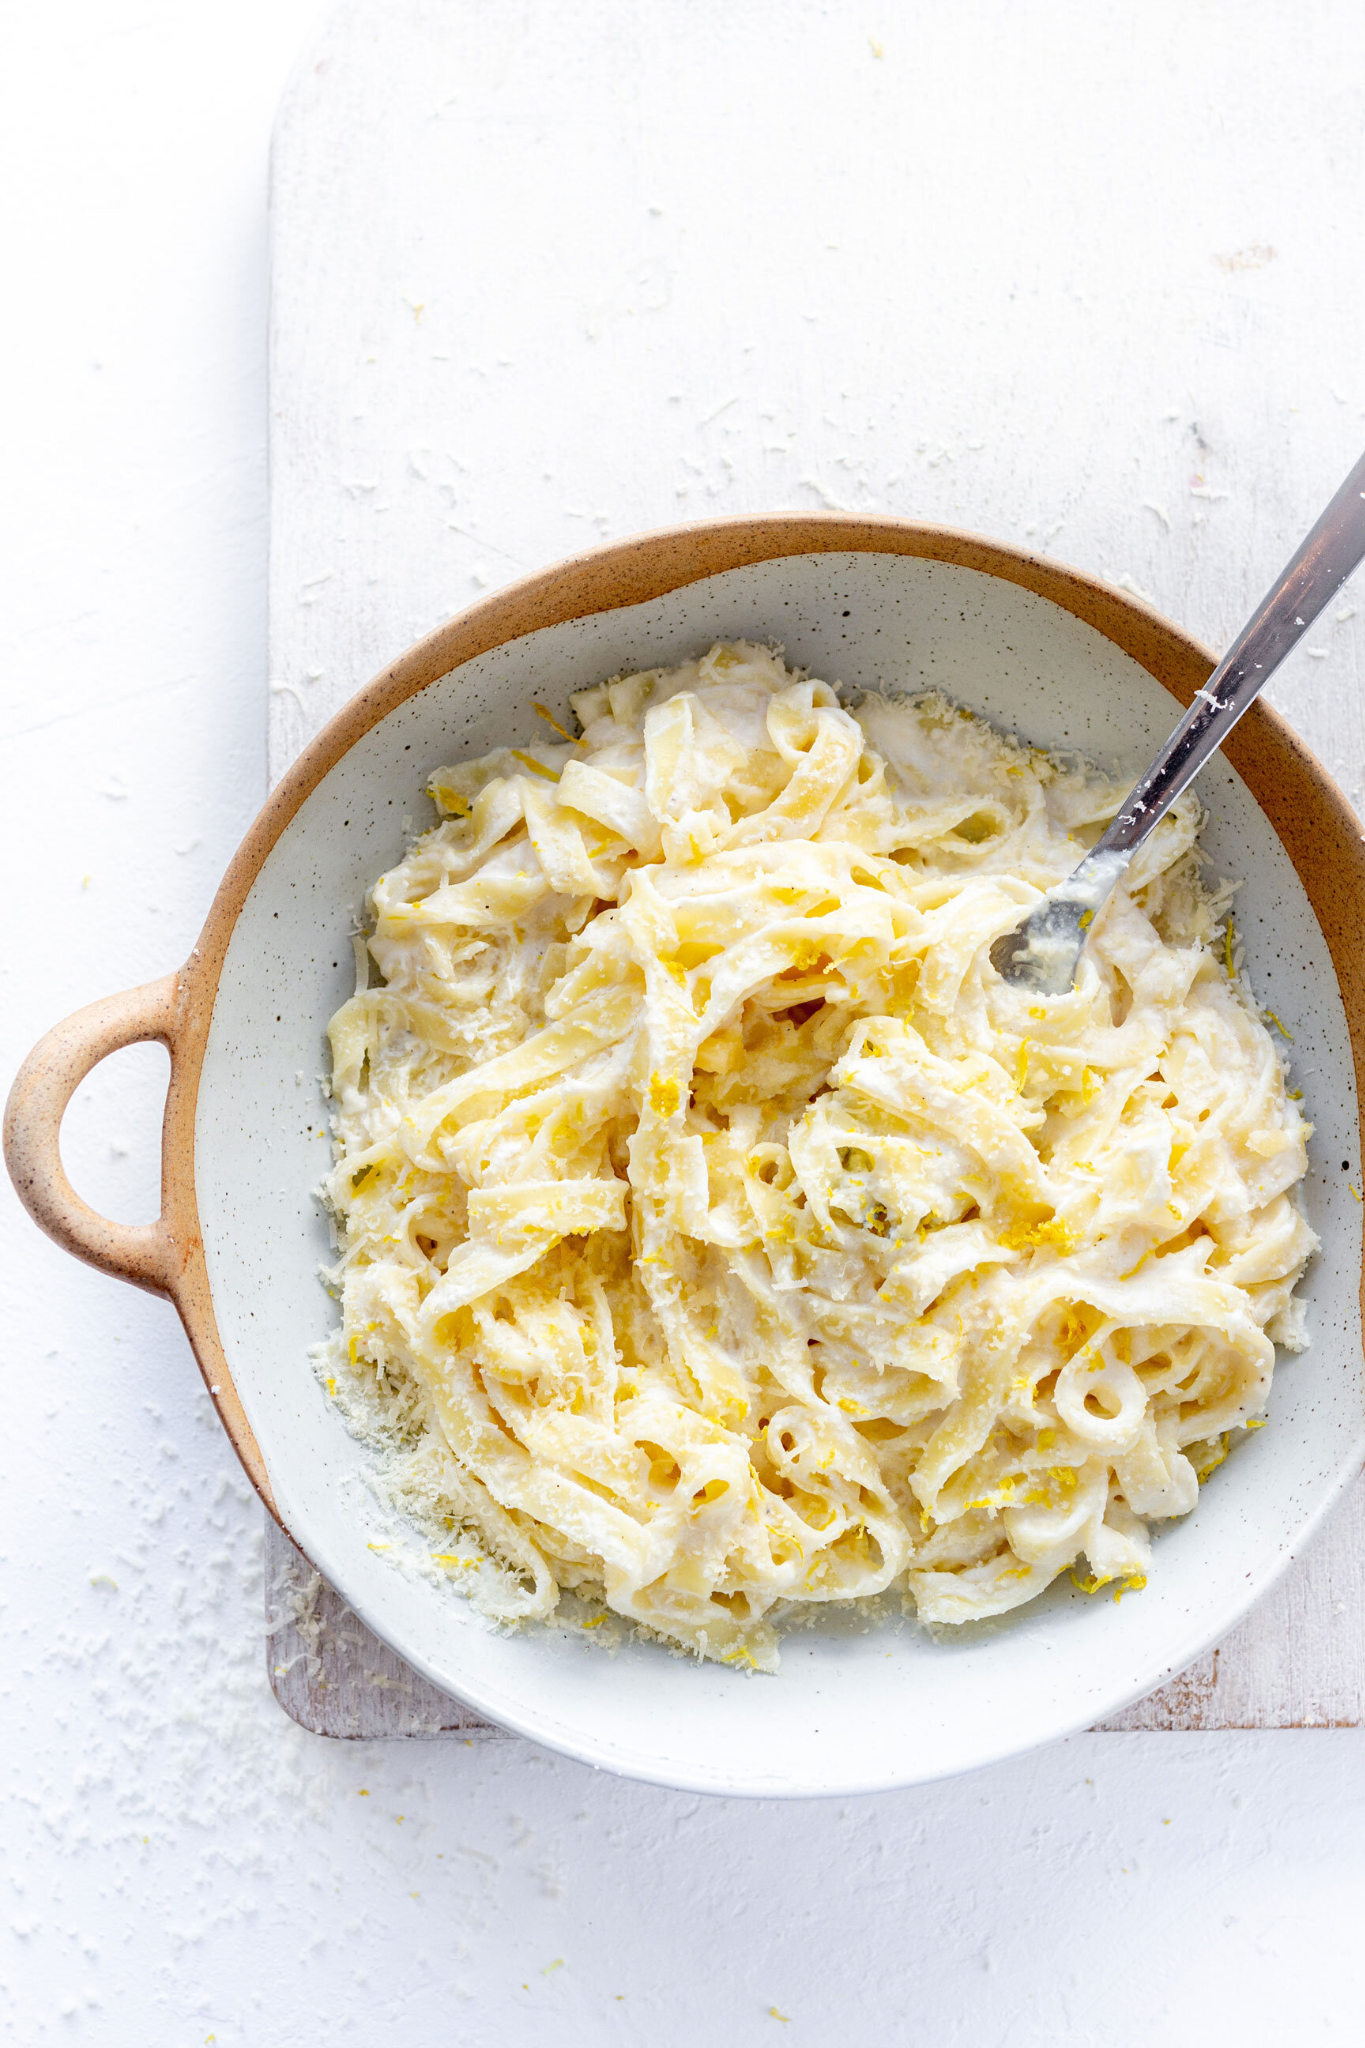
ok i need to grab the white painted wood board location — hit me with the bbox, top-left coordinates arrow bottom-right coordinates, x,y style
265,0 -> 1365,1737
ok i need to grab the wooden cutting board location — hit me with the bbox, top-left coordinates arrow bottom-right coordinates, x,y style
265,0 -> 1365,1737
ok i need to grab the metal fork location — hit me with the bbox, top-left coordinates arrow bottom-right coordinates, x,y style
991,450 -> 1365,993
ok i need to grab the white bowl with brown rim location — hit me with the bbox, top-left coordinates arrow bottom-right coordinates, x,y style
7,515 -> 1364,1796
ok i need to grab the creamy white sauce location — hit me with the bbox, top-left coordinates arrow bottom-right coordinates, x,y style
319,644 -> 1314,1668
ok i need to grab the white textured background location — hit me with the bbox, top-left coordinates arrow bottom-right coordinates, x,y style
4,3 -> 1365,2043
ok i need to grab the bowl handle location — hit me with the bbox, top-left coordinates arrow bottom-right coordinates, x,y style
3,974 -> 182,1299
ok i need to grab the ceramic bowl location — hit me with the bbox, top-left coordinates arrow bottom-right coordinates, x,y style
8,514 -> 1365,1796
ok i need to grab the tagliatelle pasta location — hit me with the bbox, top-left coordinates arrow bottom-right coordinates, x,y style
319,642 -> 1315,1670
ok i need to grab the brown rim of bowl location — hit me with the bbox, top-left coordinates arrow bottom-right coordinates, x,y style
10,511 -> 1365,1519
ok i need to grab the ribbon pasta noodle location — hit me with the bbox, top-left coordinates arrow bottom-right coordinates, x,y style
321,643 -> 1314,1669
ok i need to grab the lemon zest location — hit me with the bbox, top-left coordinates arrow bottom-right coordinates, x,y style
649,1074 -> 681,1116
533,702 -> 579,744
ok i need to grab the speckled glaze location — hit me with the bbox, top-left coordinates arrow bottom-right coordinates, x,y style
8,516 -> 1365,1796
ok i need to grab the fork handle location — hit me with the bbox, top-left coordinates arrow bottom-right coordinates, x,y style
1097,447 -> 1365,858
